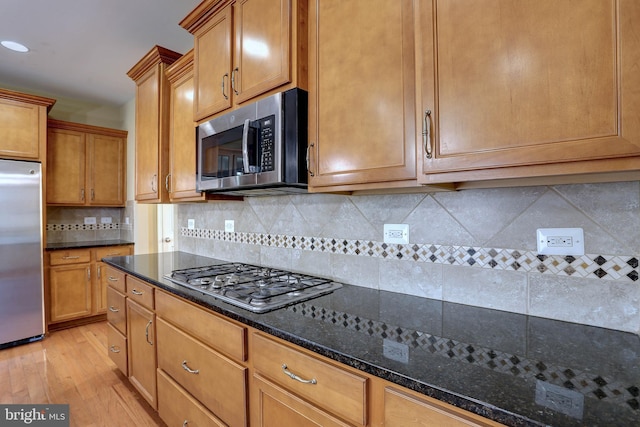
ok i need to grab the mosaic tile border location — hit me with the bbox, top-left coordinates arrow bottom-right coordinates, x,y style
47,223 -> 120,231
180,227 -> 639,283
287,302 -> 640,411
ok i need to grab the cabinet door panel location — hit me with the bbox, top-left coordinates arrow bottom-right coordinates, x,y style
127,300 -> 157,409
135,67 -> 162,201
88,134 -> 125,205
0,98 -> 41,159
194,4 -> 233,120
420,0 -> 640,177
46,128 -> 86,204
49,265 -> 92,322
234,0 -> 291,103
309,0 -> 416,188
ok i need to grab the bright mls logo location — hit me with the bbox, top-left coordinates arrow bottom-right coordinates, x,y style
0,405 -> 69,426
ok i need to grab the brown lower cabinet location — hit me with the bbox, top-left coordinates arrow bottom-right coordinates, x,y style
45,244 -> 133,329
106,268 -> 504,427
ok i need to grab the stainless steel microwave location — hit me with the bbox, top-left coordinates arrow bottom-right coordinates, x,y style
196,88 -> 308,195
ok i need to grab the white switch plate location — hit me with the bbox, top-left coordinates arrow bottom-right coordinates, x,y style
187,219 -> 195,230
84,217 -> 96,225
383,224 -> 409,244
537,228 -> 584,255
225,220 -> 235,233
100,217 -> 112,224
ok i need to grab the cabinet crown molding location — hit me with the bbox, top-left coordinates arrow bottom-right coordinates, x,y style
127,45 -> 183,82
165,49 -> 194,83
0,87 -> 56,111
48,118 -> 128,138
179,0 -> 229,34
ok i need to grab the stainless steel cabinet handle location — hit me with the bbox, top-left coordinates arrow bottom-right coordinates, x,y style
281,364 -> 317,385
151,174 -> 157,192
181,360 -> 200,375
131,289 -> 144,296
87,267 -> 91,281
108,306 -> 119,313
165,173 -> 171,193
183,421 -> 188,427
107,276 -> 119,282
62,256 -> 80,260
423,110 -> 432,159
97,265 -> 101,279
109,345 -> 120,353
306,142 -> 315,177
145,320 -> 153,345
231,67 -> 239,95
91,189 -> 95,201
80,188 -> 85,201
221,73 -> 229,100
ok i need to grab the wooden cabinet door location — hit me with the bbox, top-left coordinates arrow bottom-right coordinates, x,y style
88,133 -> 126,205
167,52 -> 204,201
418,0 -> 640,182
194,3 -> 233,120
0,97 -> 42,160
126,299 -> 157,409
49,264 -> 92,323
233,0 -> 291,104
46,128 -> 86,204
135,66 -> 164,202
251,374 -> 351,427
308,0 -> 417,190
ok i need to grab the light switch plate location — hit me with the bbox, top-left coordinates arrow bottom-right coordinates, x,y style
537,228 -> 584,255
100,217 -> 112,224
84,217 -> 96,225
187,219 -> 195,230
225,220 -> 235,233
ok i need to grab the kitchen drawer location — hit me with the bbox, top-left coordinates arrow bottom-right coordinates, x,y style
156,318 -> 248,427
95,245 -> 132,261
252,332 -> 368,426
157,369 -> 226,427
104,266 -> 126,293
126,275 -> 154,310
106,287 -> 126,334
107,323 -> 127,376
49,248 -> 91,266
155,290 -> 246,361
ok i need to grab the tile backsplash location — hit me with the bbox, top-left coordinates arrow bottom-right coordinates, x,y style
176,181 -> 640,333
46,202 -> 134,243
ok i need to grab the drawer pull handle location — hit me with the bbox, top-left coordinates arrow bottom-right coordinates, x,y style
108,306 -> 119,313
282,364 -> 317,385
107,276 -> 119,282
109,345 -> 120,353
131,289 -> 144,296
182,360 -> 200,375
62,255 -> 80,260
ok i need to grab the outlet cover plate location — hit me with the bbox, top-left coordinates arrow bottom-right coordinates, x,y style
187,219 -> 195,230
537,228 -> 584,255
383,224 -> 409,244
225,220 -> 235,233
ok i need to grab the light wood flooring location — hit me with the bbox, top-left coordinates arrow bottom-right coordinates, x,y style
0,321 -> 165,427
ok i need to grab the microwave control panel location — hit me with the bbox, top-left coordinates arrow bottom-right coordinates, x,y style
258,115 -> 276,172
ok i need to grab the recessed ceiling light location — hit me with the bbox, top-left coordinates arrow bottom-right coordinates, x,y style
1,40 -> 29,53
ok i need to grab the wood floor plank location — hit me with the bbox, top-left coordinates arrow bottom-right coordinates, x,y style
0,321 -> 165,427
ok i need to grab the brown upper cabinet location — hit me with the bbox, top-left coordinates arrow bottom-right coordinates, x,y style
47,119 -> 127,206
180,0 -> 308,122
127,46 -> 182,203
417,0 -> 640,186
307,0 -> 420,192
0,88 -> 55,162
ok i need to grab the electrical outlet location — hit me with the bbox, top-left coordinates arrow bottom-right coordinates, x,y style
383,224 -> 409,244
84,217 -> 96,225
537,228 -> 584,255
225,220 -> 234,233
383,339 -> 409,364
100,217 -> 112,224
187,219 -> 195,230
535,380 -> 584,419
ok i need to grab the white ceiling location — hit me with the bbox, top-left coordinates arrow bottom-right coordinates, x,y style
0,0 -> 202,107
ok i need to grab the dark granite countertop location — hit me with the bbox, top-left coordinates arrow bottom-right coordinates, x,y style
45,240 -> 134,250
103,251 -> 640,427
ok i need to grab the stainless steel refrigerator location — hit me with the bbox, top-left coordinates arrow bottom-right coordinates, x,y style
0,158 -> 45,348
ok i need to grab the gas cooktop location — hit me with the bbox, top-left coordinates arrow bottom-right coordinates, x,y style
164,262 -> 342,313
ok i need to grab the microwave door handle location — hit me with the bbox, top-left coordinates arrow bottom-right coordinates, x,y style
242,119 -> 251,174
